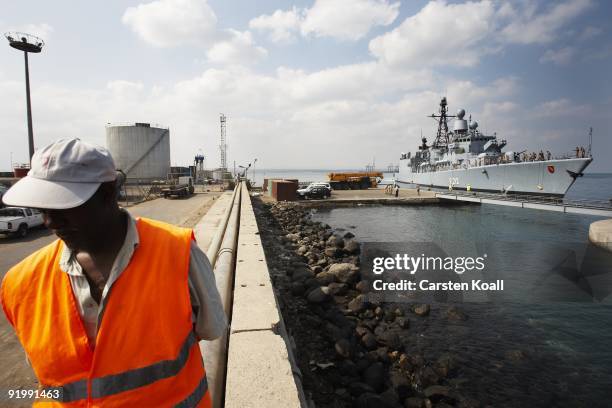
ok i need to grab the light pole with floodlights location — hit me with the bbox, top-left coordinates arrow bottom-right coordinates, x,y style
4,32 -> 45,163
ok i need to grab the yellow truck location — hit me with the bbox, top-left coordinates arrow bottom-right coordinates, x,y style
327,172 -> 383,190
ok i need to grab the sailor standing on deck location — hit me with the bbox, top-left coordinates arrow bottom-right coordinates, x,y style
1,138 -> 225,407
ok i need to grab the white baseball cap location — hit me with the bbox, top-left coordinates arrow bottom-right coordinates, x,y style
2,138 -> 117,209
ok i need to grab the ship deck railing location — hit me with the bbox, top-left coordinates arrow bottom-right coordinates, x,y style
412,154 -> 592,174
434,188 -> 612,216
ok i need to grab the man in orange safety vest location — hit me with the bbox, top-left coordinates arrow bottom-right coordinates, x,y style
1,138 -> 225,407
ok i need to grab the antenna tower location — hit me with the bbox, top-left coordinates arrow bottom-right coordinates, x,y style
430,97 -> 455,148
220,114 -> 227,170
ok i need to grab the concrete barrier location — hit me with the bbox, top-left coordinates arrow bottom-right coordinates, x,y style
225,183 -> 303,407
589,219 -> 612,253
194,184 -> 304,407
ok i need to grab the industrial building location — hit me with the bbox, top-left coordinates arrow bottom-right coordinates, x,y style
106,123 -> 171,182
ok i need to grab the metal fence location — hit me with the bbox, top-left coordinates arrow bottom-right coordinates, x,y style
118,179 -> 229,206
119,179 -> 158,206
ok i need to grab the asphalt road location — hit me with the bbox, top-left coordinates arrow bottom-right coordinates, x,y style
0,192 -> 220,401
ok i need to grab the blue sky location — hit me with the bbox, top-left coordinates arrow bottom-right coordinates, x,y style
1,0 -> 611,171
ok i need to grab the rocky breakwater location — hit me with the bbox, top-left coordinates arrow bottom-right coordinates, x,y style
253,199 -> 479,408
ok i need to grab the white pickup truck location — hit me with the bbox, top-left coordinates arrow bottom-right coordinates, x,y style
0,207 -> 44,237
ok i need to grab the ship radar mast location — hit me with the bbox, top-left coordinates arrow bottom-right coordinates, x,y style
429,97 -> 456,149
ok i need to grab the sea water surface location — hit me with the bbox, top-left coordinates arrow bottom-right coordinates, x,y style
308,173 -> 612,407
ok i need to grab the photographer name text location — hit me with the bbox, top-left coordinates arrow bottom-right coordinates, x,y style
372,279 -> 504,291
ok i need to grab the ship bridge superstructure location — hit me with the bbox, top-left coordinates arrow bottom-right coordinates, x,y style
403,98 -> 506,173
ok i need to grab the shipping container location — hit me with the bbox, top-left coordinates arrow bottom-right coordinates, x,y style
272,180 -> 297,201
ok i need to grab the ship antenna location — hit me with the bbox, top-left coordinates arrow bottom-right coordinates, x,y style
588,127 -> 593,157
429,97 -> 454,148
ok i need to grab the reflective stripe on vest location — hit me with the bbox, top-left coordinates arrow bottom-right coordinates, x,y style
41,332 -> 205,404
41,382 -> 87,403
176,376 -> 209,408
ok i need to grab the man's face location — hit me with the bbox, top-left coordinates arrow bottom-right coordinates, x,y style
38,183 -> 113,251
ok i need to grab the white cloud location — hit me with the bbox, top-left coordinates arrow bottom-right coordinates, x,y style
276,63 -> 435,103
445,77 -> 519,110
122,0 -> 217,47
249,8 -> 302,43
301,0 -> 400,41
368,0 -> 594,69
250,0 -> 399,43
107,80 -> 145,94
481,101 -> 519,118
539,47 -> 576,65
206,30 -> 268,65
0,58 -> 525,168
122,0 -> 267,65
369,1 -> 495,68
499,0 -> 592,44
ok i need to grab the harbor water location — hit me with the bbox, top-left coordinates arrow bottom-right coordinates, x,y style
306,173 -> 612,407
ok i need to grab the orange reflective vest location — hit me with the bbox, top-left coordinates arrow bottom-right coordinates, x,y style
1,218 -> 212,407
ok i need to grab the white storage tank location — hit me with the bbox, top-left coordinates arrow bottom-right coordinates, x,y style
106,123 -> 171,180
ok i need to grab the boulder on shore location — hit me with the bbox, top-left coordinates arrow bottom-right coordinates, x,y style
326,235 -> 344,248
307,286 -> 331,303
328,263 -> 360,283
343,239 -> 360,254
348,294 -> 368,313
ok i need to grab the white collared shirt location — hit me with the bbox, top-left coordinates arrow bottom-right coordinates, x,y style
59,211 -> 226,346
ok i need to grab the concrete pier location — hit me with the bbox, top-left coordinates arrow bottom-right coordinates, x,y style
589,219 -> 612,252
195,184 -> 303,407
225,183 -> 303,407
263,187 -> 440,207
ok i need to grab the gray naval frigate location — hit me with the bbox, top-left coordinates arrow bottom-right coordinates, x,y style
397,97 -> 592,197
